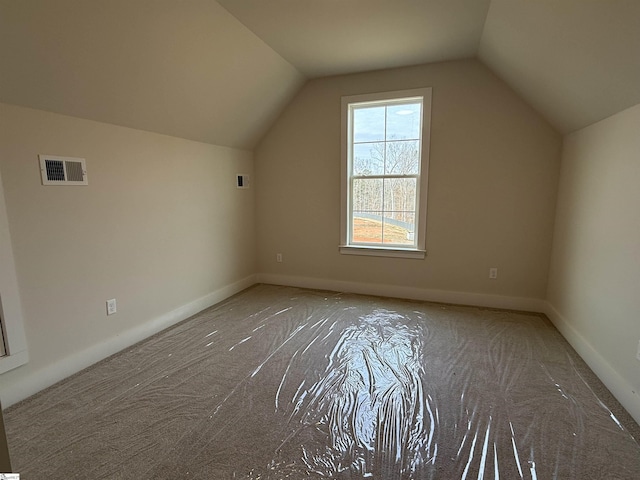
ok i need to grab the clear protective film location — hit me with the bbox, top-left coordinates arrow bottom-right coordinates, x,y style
5,285 -> 640,479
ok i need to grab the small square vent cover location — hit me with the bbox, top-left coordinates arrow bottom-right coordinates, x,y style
39,155 -> 88,185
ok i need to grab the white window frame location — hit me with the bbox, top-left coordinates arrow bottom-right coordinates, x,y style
340,87 -> 432,259
0,170 -> 29,375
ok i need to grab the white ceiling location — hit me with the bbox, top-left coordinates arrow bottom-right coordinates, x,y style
479,0 -> 640,134
216,0 -> 492,78
0,0 -> 304,149
1,0 -> 639,148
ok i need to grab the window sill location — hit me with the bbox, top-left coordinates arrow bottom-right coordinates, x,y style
339,245 -> 426,259
0,350 -> 28,375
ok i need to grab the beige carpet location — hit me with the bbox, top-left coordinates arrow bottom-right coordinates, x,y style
5,284 -> 640,479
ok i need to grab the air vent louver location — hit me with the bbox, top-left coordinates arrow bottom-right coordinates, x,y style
39,155 -> 88,185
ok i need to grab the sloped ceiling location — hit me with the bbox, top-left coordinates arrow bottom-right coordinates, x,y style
220,0 -> 640,135
1,1 -> 639,148
479,0 -> 640,134
0,0 -> 304,149
216,0 -> 492,78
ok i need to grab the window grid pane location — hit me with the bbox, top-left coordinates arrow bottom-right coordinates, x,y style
353,142 -> 384,176
349,98 -> 423,247
352,213 -> 383,244
350,178 -> 417,247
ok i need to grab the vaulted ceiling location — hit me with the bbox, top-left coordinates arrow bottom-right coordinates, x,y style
1,0 -> 639,149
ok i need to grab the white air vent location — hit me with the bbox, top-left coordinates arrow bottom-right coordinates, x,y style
39,155 -> 88,185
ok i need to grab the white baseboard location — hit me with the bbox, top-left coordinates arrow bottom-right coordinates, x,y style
7,274 -> 637,429
544,302 -> 640,426
257,273 -> 546,313
1,275 -> 257,408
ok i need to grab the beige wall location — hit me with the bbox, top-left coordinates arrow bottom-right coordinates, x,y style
255,60 -> 561,301
547,102 -> 640,421
0,103 -> 255,404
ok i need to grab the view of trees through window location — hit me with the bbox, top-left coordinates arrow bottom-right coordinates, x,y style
350,100 -> 422,245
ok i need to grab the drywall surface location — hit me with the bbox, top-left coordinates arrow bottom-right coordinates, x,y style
0,103 -> 255,404
0,0 -> 304,149
479,0 -> 640,135
255,59 -> 561,301
547,102 -> 640,421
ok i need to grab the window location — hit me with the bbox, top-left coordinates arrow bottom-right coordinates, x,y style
0,176 -> 29,374
340,88 -> 432,258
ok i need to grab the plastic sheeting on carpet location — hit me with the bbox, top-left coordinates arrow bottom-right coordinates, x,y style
5,284 -> 640,479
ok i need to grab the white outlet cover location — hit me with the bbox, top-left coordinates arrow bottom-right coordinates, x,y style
106,299 -> 117,315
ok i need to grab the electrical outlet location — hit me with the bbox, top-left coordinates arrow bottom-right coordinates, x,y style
276,253 -> 283,263
636,340 -> 640,362
106,298 -> 117,315
489,268 -> 498,279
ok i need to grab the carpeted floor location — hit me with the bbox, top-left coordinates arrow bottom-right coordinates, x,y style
4,284 -> 640,479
